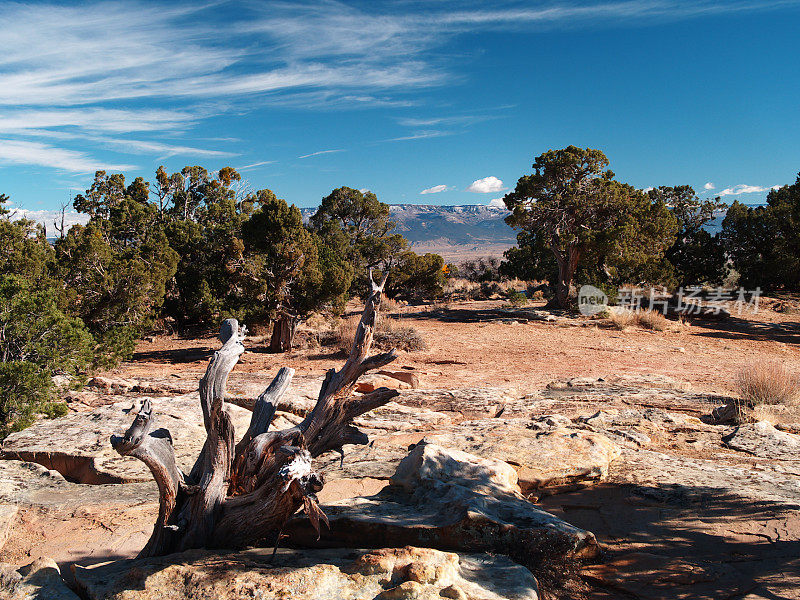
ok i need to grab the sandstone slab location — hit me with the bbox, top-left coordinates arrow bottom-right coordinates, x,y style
354,401 -> 451,433
0,459 -> 156,510
73,546 -> 539,600
397,388 -> 515,418
316,432 -> 421,480
424,418 -> 621,491
723,420 -> 800,460
613,447 -> 800,505
0,395 -> 253,483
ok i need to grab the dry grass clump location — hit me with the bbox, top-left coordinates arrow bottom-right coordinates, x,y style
607,308 -> 637,330
333,315 -> 426,352
735,363 -> 800,407
637,309 -> 670,331
380,296 -> 403,314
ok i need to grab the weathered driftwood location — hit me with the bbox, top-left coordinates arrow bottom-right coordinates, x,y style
111,272 -> 399,557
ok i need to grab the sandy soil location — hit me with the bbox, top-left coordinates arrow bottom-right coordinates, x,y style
121,298 -> 800,399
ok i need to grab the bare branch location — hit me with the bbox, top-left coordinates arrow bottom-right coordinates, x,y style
110,400 -> 182,557
235,367 -> 294,458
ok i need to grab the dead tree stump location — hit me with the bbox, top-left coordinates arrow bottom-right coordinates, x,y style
111,272 -> 399,557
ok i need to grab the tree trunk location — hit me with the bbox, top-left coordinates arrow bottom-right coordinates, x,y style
269,315 -> 297,353
111,271 -> 399,557
551,244 -> 581,309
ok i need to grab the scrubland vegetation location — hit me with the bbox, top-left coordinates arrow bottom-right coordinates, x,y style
3,144 -> 800,437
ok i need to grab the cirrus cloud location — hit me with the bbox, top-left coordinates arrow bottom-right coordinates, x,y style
420,184 -> 449,194
0,139 -> 135,172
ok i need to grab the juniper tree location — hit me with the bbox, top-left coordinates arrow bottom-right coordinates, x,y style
503,146 -> 677,307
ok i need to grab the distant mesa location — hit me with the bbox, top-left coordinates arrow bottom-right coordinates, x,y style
301,204 -> 515,247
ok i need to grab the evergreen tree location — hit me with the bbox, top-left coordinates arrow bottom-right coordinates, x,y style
0,195 -> 94,437
309,187 -> 406,295
242,191 -> 352,351
503,146 -> 678,307
648,186 -> 727,286
59,172 -> 178,364
721,173 -> 800,291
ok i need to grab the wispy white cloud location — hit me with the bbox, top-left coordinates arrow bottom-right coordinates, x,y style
388,130 -> 453,142
2,1 -> 795,111
398,114 -> 499,128
96,138 -> 234,158
0,108 -> 197,134
703,181 -> 715,190
0,139 -> 135,172
297,149 -> 345,159
488,197 -> 507,208
718,183 -> 781,196
237,160 -> 275,171
420,184 -> 449,194
467,176 -> 506,193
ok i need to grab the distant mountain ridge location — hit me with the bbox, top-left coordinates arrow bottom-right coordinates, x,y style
300,203 -> 516,246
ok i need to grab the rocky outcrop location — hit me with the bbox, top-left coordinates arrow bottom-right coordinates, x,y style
424,418 -> 621,492
73,546 -> 539,600
287,442 -> 599,561
0,395 -> 253,483
396,387 -> 516,418
723,420 -> 800,460
612,446 -> 800,505
0,557 -> 80,600
0,458 -> 156,510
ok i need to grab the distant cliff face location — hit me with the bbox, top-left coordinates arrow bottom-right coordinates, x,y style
300,204 -> 515,246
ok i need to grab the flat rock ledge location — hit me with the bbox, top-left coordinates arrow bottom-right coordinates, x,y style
0,395 -> 254,483
73,546 -> 539,600
723,420 -> 800,460
424,418 -> 621,492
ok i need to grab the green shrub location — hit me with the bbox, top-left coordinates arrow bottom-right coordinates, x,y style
0,362 -> 67,438
507,291 -> 528,307
0,273 -> 93,438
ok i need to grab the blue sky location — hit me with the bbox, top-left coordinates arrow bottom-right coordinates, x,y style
1,0 -> 799,226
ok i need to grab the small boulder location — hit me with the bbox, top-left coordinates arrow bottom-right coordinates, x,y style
356,375 -> 412,393
288,442 -> 599,560
0,557 -> 80,600
424,419 -> 621,491
377,370 -> 421,388
87,376 -> 136,394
